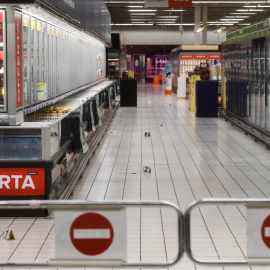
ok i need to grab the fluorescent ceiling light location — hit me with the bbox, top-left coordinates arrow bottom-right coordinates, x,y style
242,5 -> 256,7
259,5 -> 270,7
134,23 -> 153,25
225,15 -> 249,18
156,16 -> 179,18
195,27 -> 204,33
212,23 -> 234,25
155,18 -> 177,20
131,18 -> 153,20
156,23 -> 194,25
114,23 -> 133,26
220,18 -> 244,21
114,23 -> 133,25
237,9 -> 264,11
161,9 -> 184,11
129,9 -> 157,12
238,23 -> 251,25
230,12 -> 257,14
130,13 -> 156,15
105,1 -> 144,3
214,27 -> 226,33
127,5 -> 143,7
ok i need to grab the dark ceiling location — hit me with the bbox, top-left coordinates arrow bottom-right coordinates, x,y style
105,0 -> 270,31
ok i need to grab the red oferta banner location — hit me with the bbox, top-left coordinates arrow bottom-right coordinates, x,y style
0,168 -> 45,196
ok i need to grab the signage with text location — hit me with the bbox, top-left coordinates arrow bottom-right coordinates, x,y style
194,54 -> 207,60
0,168 -> 45,196
180,54 -> 194,59
208,54 -> 221,60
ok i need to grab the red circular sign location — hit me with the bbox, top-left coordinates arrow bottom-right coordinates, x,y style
70,213 -> 114,256
261,215 -> 270,249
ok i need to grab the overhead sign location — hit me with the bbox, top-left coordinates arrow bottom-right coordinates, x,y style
145,0 -> 192,7
145,0 -> 167,7
168,0 -> 192,7
54,210 -> 126,261
208,54 -> 221,60
180,54 -> 194,59
0,168 -> 45,196
194,54 -> 207,60
247,207 -> 270,259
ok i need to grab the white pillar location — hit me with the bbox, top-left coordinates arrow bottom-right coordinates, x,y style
202,6 -> 208,45
194,6 -> 201,45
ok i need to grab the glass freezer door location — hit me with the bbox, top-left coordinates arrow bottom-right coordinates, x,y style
0,10 -> 6,112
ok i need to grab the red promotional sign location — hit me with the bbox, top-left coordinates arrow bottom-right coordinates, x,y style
70,213 -> 114,256
15,13 -> 23,108
169,0 -> 192,7
218,95 -> 222,105
261,215 -> 270,249
180,54 -> 194,59
0,168 -> 45,196
194,54 -> 207,60
208,54 -> 221,60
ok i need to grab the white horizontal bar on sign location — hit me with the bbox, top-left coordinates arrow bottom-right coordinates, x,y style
265,227 -> 270,237
73,229 -> 110,239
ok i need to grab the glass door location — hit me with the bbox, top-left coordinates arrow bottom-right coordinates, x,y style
0,10 -> 6,112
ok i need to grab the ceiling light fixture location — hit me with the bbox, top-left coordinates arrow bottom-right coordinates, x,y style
114,23 -> 133,25
130,13 -> 157,15
214,26 -> 226,33
105,1 -> 144,3
128,9 -> 157,12
195,27 -> 204,33
161,9 -> 185,11
236,9 -> 264,11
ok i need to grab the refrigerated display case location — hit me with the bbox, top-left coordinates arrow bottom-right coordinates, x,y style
0,80 -> 119,207
0,10 -> 6,112
0,5 -> 107,126
223,16 -> 270,137
0,3 -> 117,215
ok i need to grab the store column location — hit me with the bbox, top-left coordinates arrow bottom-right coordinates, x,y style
194,6 -> 201,45
202,6 -> 207,45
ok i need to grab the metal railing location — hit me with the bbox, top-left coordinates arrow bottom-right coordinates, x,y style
0,200 -> 184,268
185,198 -> 270,266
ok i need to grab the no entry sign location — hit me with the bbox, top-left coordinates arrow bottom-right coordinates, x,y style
55,209 -> 126,261
247,207 -> 270,259
70,213 -> 114,256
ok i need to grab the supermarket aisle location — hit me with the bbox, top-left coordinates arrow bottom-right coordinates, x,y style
2,82 -> 270,269
71,83 -> 270,270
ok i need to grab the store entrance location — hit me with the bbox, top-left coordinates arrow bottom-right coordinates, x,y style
133,54 -> 145,82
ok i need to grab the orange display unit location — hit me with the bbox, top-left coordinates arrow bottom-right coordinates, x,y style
165,90 -> 172,95
153,75 -> 160,85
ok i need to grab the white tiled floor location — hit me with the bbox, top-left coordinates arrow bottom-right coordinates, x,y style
2,83 -> 270,269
